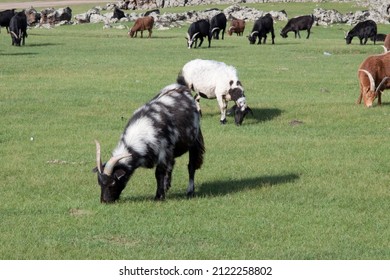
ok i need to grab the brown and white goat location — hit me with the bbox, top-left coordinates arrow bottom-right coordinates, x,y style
357,52 -> 390,107
227,19 -> 245,36
128,16 -> 154,38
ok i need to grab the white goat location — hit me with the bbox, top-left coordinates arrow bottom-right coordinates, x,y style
177,59 -> 251,125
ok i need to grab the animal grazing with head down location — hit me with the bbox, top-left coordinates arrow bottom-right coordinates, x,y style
177,59 -> 252,125
210,12 -> 227,40
345,20 -> 377,45
227,19 -> 245,36
280,14 -> 315,39
186,19 -> 211,49
0,9 -> 15,33
357,52 -> 390,107
94,84 -> 205,203
247,13 -> 275,45
128,16 -> 154,38
9,11 -> 28,46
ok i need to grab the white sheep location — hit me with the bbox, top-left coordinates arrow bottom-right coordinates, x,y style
177,59 -> 252,125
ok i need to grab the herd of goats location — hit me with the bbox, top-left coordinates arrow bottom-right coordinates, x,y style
1,6 -> 390,202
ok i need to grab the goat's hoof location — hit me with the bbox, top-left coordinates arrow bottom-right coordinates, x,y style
220,119 -> 227,125
186,191 -> 195,199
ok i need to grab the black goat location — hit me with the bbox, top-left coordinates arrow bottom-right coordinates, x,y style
0,9 -> 15,33
345,20 -> 377,45
9,11 -> 28,46
247,14 -> 275,45
186,19 -> 211,48
210,12 -> 227,40
280,14 -> 315,39
94,84 -> 205,203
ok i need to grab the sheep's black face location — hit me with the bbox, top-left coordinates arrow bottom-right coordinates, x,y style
96,167 -> 129,203
280,31 -> 288,38
231,105 -> 252,126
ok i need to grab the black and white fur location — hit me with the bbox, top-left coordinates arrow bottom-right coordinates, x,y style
177,59 -> 252,125
94,84 -> 205,203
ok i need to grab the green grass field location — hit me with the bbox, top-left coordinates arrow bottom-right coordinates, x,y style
1,2 -> 389,260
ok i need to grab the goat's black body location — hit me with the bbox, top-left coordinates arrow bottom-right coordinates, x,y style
0,9 -> 15,33
9,11 -> 27,46
280,14 -> 315,39
187,19 -> 211,48
346,20 -> 377,45
248,14 -> 275,45
210,13 -> 227,40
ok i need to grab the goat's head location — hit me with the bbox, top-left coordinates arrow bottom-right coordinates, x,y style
186,32 -> 199,49
227,26 -> 234,36
358,70 -> 389,107
128,29 -> 135,37
247,31 -> 258,44
345,31 -> 352,44
94,140 -> 132,203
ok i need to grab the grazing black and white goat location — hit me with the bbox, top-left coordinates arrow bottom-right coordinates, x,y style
94,84 -> 205,203
177,59 -> 252,125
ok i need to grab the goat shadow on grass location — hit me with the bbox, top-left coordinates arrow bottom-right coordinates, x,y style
245,107 -> 283,124
120,173 -> 299,203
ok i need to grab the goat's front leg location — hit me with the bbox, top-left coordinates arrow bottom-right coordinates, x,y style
216,94 -> 228,124
194,94 -> 202,116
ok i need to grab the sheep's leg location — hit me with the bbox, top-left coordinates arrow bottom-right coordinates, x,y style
140,30 -> 143,38
148,29 -> 152,38
378,91 -> 382,106
216,95 -> 228,124
356,91 -> 363,104
306,29 -> 310,39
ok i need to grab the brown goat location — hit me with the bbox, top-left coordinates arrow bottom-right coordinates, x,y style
227,19 -> 245,36
383,34 -> 390,52
357,52 -> 390,107
128,16 -> 154,38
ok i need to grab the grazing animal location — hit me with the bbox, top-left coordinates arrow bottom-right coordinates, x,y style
370,33 -> 386,42
227,19 -> 245,36
280,14 -> 315,39
186,19 -> 211,49
383,34 -> 390,52
345,20 -> 377,45
177,59 -> 252,125
128,16 -> 154,38
0,9 -> 15,33
210,12 -> 227,40
94,84 -> 205,202
357,52 -> 390,107
112,7 -> 125,20
247,13 -> 275,45
9,11 -> 28,46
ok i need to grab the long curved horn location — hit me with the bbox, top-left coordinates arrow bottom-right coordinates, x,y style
211,27 -> 220,33
191,32 -> 200,41
382,45 -> 389,53
10,31 -> 19,39
186,32 -> 190,39
250,31 -> 259,37
103,152 -> 132,176
375,77 -> 390,94
359,69 -> 375,91
228,26 -> 234,32
95,140 -> 103,174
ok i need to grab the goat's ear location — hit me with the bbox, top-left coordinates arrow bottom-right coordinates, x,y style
229,80 -> 234,86
237,80 -> 242,87
114,169 -> 127,180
